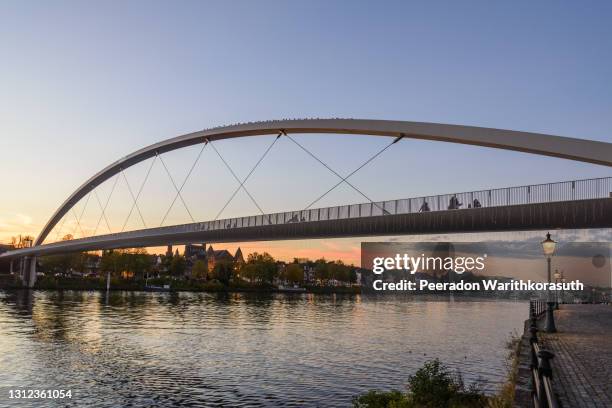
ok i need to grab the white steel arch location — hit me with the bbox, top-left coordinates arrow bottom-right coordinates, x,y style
35,118 -> 612,245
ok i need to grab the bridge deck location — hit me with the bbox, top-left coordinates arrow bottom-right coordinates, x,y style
2,197 -> 611,257
2,177 -> 611,258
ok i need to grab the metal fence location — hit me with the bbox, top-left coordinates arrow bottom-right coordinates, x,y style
528,300 -> 559,408
195,176 -> 612,232
50,176 -> 612,245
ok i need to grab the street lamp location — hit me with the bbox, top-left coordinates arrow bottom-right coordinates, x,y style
541,232 -> 557,332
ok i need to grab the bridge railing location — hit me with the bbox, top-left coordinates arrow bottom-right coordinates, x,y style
527,300 -> 560,408
37,176 -> 612,245
203,176 -> 611,231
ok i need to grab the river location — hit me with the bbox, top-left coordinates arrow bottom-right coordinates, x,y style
0,290 -> 526,407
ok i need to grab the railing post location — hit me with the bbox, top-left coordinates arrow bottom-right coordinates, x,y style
530,327 -> 539,370
531,302 -> 539,327
548,183 -> 552,201
538,350 -> 555,405
527,186 -> 531,203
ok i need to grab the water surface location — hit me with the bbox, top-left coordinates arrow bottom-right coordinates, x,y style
0,290 -> 526,407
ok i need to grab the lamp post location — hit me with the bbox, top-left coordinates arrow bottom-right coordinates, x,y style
553,269 -> 561,309
542,232 -> 557,333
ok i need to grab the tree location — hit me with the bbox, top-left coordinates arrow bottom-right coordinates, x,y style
241,263 -> 258,283
211,262 -> 232,285
10,235 -> 36,249
40,250 -> 92,274
192,260 -> 208,279
170,255 -> 186,276
329,261 -> 351,282
246,252 -> 278,283
99,249 -> 151,279
100,250 -> 121,276
40,253 -> 74,274
125,249 -> 151,279
284,263 -> 304,283
314,259 -> 329,281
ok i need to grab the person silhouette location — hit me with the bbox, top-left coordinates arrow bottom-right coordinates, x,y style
419,201 -> 430,212
448,195 -> 463,210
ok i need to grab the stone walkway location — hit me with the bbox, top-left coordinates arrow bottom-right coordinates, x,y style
540,304 -> 612,408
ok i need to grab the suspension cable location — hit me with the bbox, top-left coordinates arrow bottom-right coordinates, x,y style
121,170 -> 147,229
92,191 -> 107,235
214,133 -> 280,220
93,173 -> 120,235
159,142 -> 206,226
303,135 -> 403,210
71,208 -> 86,238
209,140 -> 266,216
54,215 -> 69,241
284,133 -> 381,207
71,192 -> 91,237
121,155 -> 157,232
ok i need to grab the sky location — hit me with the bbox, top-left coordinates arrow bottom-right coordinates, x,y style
1,1 -> 611,263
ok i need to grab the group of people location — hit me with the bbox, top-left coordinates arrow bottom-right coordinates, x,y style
287,214 -> 307,223
222,197 -> 483,227
418,196 -> 482,212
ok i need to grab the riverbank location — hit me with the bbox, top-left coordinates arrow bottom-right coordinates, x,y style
0,274 -> 361,294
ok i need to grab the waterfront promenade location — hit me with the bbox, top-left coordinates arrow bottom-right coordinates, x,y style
540,304 -> 612,407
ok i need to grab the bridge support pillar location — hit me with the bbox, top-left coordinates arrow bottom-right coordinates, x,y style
18,257 -> 37,288
28,256 -> 37,288
19,257 -> 25,281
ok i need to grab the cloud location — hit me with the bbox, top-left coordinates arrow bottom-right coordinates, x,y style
0,212 -> 38,242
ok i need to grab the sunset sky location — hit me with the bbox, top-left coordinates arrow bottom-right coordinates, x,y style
1,1 -> 611,263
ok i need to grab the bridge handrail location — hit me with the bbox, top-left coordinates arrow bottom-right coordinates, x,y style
37,176 -> 612,245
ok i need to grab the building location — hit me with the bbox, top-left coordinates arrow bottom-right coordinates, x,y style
181,243 -> 244,278
185,244 -> 207,260
206,245 -> 244,271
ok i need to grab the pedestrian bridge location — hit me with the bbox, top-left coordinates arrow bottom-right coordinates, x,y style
4,177 -> 611,258
2,119 -> 612,286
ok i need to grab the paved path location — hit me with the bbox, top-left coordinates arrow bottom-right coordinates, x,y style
540,304 -> 612,408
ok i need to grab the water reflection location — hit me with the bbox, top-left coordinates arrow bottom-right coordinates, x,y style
0,290 -> 526,407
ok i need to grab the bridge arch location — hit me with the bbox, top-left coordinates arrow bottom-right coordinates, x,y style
35,118 -> 612,245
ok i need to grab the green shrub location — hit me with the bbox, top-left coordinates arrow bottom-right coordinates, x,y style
353,359 -> 488,408
352,390 -> 410,408
407,359 -> 456,406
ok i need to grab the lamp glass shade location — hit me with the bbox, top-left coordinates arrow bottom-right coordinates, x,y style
541,233 -> 556,257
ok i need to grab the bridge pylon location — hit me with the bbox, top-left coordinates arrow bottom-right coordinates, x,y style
19,256 -> 37,288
